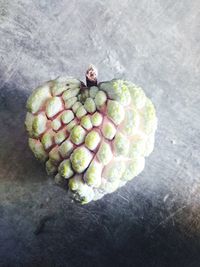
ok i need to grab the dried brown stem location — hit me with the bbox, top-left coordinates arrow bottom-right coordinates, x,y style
86,64 -> 98,87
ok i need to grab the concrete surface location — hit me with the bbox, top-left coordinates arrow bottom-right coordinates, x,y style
0,0 -> 200,266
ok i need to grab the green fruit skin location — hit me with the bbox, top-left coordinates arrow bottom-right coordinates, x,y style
25,77 -> 157,204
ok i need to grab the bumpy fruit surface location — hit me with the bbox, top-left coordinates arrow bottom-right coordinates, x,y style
25,77 -> 157,204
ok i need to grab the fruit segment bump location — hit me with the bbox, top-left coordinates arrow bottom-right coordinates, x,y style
25,65 -> 157,204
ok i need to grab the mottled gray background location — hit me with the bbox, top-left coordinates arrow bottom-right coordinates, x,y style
0,0 -> 200,266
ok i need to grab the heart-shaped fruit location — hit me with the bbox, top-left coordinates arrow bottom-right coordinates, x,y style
25,65 -> 157,204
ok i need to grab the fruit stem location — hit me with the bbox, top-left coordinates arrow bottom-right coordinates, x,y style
86,64 -> 98,87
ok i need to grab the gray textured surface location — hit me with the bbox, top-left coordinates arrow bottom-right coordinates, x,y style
0,0 -> 200,266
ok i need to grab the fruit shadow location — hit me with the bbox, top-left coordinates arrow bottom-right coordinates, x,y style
0,81 -> 48,183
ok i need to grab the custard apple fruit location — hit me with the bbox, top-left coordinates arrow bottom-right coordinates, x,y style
25,72 -> 157,204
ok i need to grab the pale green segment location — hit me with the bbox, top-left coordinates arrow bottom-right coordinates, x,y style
102,121 -> 116,140
96,141 -> 112,165
100,179 -> 120,194
100,79 -> 131,106
107,100 -> 125,125
62,88 -> 80,101
45,159 -> 57,175
80,115 -> 93,130
51,82 -> 67,96
54,128 -> 68,144
113,132 -> 129,156
25,112 -> 34,136
69,176 -> 95,204
28,138 -> 48,162
89,86 -> 99,98
45,96 -> 63,118
64,97 -> 77,109
58,159 -> 74,179
41,130 -> 54,150
84,161 -> 102,187
103,161 -> 126,182
70,125 -> 86,145
94,90 -> 107,107
49,146 -> 61,164
72,101 -> 82,113
92,189 -> 105,201
122,108 -> 139,135
59,139 -> 74,158
143,99 -> 157,134
76,106 -> 87,119
78,89 -> 89,103
112,80 -> 131,105
51,118 -> 61,131
129,137 -> 146,158
51,78 -> 80,96
32,113 -> 47,137
77,94 -> 81,101
61,110 -> 74,124
54,173 -> 64,185
84,97 -> 96,113
124,81 -> 146,109
66,119 -> 77,132
26,84 -> 51,113
70,146 -> 93,173
68,175 -> 82,191
122,157 -> 145,181
85,130 -> 101,151
91,112 -> 103,126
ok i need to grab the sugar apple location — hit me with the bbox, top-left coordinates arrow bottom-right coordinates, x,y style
25,65 -> 157,204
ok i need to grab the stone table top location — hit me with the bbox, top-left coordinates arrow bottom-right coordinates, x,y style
0,1 -> 200,266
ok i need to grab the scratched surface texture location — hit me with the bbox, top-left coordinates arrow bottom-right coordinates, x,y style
0,0 -> 200,266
